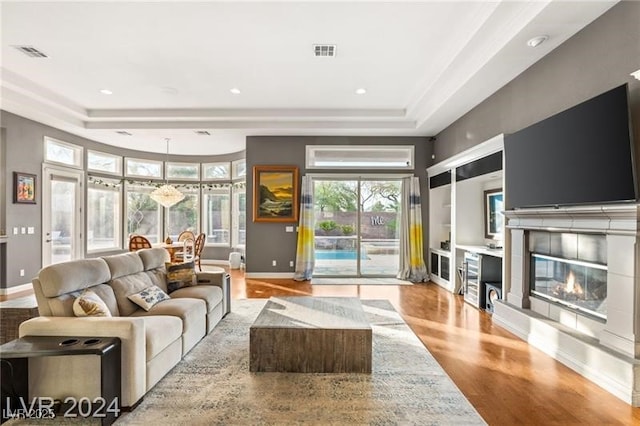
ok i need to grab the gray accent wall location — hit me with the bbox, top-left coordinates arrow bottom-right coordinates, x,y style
434,1 -> 640,163
0,111 -> 244,289
245,136 -> 432,273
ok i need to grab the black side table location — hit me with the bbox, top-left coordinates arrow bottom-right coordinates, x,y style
0,335 -> 121,425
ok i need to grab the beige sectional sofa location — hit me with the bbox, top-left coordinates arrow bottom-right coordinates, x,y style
18,247 -> 230,408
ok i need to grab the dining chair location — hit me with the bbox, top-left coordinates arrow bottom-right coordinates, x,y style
174,237 -> 195,263
129,235 -> 152,251
178,230 -> 195,242
193,233 -> 206,271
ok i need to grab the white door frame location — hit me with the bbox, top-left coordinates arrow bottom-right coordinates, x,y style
42,164 -> 84,266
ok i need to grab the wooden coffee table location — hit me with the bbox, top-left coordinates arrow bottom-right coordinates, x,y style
249,296 -> 372,373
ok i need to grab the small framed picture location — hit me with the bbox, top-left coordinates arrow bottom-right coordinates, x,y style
484,188 -> 503,239
14,172 -> 37,204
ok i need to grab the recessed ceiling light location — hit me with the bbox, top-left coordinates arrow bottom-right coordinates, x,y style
100,89 -> 113,95
631,70 -> 640,80
230,88 -> 241,95
527,35 -> 549,48
355,88 -> 367,95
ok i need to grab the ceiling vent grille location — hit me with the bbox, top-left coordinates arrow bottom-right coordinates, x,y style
313,44 -> 336,57
194,130 -> 211,136
115,131 -> 132,136
13,45 -> 48,58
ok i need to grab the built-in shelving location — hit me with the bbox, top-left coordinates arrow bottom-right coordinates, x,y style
427,134 -> 506,300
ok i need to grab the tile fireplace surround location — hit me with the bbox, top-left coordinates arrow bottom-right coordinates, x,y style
493,204 -> 640,406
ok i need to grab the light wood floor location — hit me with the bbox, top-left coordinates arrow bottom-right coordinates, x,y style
4,269 -> 640,424
230,269 -> 640,425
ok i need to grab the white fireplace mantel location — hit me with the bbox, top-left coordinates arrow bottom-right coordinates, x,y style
504,203 -> 640,235
494,202 -> 640,406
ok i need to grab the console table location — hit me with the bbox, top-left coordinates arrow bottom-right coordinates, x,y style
250,296 -> 372,373
0,336 -> 121,425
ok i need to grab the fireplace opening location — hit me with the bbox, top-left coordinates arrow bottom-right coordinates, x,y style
530,254 -> 607,320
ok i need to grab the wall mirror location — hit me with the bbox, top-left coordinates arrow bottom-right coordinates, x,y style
484,188 -> 504,240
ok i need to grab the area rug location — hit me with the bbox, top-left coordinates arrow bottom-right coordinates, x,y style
6,299 -> 484,425
117,298 -> 485,425
311,278 -> 412,285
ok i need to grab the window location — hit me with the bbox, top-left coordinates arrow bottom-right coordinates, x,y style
87,178 -> 121,252
232,185 -> 246,247
126,183 -> 161,243
166,188 -> 200,241
167,162 -> 200,180
306,145 -> 414,169
203,187 -> 231,245
88,150 -> 122,175
203,162 -> 231,180
125,158 -> 163,178
232,159 -> 246,179
44,137 -> 83,168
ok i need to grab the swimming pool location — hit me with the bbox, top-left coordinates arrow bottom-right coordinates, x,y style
315,250 -> 367,260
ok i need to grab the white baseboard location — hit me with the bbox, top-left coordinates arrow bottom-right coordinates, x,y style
244,272 -> 295,279
0,282 -> 33,296
201,259 -> 230,267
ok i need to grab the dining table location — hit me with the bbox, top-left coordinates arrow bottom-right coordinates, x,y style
155,241 -> 185,263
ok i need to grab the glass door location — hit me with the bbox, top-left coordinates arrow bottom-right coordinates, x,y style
313,177 -> 402,277
42,165 -> 84,266
359,180 -> 402,276
313,179 -> 359,276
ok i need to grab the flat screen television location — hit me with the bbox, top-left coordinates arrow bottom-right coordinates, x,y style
504,84 -> 636,209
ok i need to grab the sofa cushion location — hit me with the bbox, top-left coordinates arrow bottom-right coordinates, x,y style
45,284 -> 119,317
170,285 -> 223,313
103,252 -> 144,279
110,272 -> 156,316
127,286 -> 170,311
140,316 -> 183,362
130,298 -> 205,334
38,258 -> 110,298
138,248 -> 170,271
166,262 -> 196,293
73,290 -> 111,317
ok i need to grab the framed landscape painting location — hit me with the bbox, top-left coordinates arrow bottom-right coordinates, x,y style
14,172 -> 37,204
253,165 -> 299,222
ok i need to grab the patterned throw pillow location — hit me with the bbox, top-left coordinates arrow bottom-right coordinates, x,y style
73,290 -> 112,317
165,261 -> 196,293
127,285 -> 170,311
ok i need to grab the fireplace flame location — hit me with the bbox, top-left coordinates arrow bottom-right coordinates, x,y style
563,271 -> 583,296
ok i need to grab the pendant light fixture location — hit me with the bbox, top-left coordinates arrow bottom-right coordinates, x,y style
150,138 -> 185,208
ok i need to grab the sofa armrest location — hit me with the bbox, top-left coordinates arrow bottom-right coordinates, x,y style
19,316 -> 147,407
195,271 -> 231,316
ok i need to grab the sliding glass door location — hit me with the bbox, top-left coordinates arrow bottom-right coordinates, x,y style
313,177 -> 402,277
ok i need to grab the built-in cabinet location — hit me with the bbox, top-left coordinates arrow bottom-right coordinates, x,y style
427,135 -> 507,309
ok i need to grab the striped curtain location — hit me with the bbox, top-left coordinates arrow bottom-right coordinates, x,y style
397,176 -> 428,282
293,176 -> 315,281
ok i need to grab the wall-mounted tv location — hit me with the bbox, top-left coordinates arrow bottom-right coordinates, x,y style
505,84 -> 636,209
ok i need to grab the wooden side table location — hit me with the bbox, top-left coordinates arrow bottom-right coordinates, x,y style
0,335 -> 121,425
0,295 -> 39,344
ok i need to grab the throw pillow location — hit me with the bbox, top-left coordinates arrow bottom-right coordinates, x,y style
127,285 -> 170,311
73,290 -> 112,317
166,261 -> 196,293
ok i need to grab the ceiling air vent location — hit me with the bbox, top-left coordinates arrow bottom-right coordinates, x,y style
313,44 -> 336,57
13,45 -> 48,58
115,131 -> 132,136
194,130 -> 211,136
